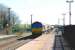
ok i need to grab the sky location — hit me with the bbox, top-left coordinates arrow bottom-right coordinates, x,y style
0,0 -> 75,25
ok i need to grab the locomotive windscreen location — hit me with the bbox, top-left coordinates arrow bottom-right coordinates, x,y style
32,22 -> 42,28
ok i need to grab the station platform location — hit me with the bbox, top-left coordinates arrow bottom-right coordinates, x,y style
0,35 -> 17,39
16,31 -> 55,50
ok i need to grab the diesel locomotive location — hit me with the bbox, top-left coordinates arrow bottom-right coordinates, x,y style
32,21 -> 43,36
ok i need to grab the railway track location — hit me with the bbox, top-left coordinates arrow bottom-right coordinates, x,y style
1,39 -> 32,50
0,35 -> 34,50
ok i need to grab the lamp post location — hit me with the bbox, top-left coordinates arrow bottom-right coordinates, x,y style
58,18 -> 60,26
66,0 -> 74,25
62,13 -> 66,26
6,8 -> 11,35
8,8 -> 11,26
31,14 -> 32,33
31,14 -> 32,25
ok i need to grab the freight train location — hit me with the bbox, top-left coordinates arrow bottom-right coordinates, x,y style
63,25 -> 75,49
32,21 -> 52,37
17,21 -> 52,40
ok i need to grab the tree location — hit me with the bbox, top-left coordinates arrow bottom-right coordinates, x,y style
0,4 -> 20,35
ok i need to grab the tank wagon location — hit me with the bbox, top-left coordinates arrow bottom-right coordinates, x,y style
63,25 -> 75,48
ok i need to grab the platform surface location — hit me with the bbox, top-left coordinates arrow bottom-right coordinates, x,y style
16,30 -> 55,50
